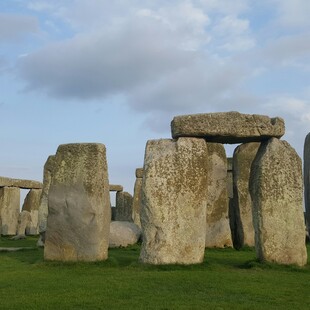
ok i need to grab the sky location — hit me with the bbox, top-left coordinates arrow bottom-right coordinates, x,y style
1,0 -> 310,198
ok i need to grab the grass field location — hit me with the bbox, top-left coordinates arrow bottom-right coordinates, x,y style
0,237 -> 309,309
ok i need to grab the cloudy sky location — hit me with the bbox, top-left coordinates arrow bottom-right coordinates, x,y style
1,0 -> 310,197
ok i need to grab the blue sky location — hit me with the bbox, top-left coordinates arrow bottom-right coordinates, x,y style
1,0 -> 310,195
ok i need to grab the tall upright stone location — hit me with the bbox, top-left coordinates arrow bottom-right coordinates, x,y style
37,155 -> 55,245
250,138 -> 307,266
115,191 -> 133,222
140,138 -> 208,265
303,133 -> 310,237
0,187 -> 20,235
205,143 -> 232,248
22,189 -> 42,235
231,142 -> 260,249
44,143 -> 111,262
132,168 -> 143,228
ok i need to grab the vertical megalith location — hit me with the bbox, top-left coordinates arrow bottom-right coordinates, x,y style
44,143 -> 111,261
303,133 -> 310,238
232,142 -> 260,249
0,187 -> 20,235
22,189 -> 42,235
132,168 -> 143,228
14,210 -> 32,239
38,155 -> 55,243
140,138 -> 208,265
250,138 -> 307,266
115,191 -> 133,222
205,143 -> 232,248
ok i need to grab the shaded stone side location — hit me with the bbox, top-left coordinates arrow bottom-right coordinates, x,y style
132,170 -> 143,228
22,188 -> 42,235
231,142 -> 260,249
44,143 -> 111,262
0,187 -> 20,235
115,191 -> 133,222
171,112 -> 285,144
140,138 -> 208,265
304,132 -> 310,237
250,138 -> 307,266
205,143 -> 232,248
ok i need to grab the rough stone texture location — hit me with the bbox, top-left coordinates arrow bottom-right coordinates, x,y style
115,191 -> 133,222
135,168 -> 144,178
171,112 -> 285,144
250,138 -> 307,266
303,132 -> 310,237
22,189 -> 42,235
140,138 -> 208,265
38,155 -> 55,236
44,143 -> 111,262
132,177 -> 142,228
0,176 -> 42,189
231,142 -> 260,249
205,143 -> 232,248
0,187 -> 20,235
226,158 -> 233,199
109,185 -> 123,192
109,221 -> 141,248
15,210 -> 31,237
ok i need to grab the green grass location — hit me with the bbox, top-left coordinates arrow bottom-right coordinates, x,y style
0,237 -> 309,309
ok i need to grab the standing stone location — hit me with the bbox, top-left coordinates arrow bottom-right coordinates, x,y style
44,143 -> 111,262
303,133 -> 310,237
109,221 -> 141,248
250,138 -> 307,266
231,142 -> 260,249
22,189 -> 42,235
0,187 -> 20,235
132,168 -> 143,228
140,138 -> 208,265
14,210 -> 32,239
205,143 -> 232,248
115,191 -> 133,222
38,155 -> 55,242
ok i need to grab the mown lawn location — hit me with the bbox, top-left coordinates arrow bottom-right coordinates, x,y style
0,237 -> 309,309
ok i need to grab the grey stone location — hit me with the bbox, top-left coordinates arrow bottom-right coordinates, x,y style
135,168 -> 144,178
171,112 -> 285,144
0,176 -> 42,189
115,191 -> 133,222
303,133 -> 310,238
140,138 -> 208,265
132,177 -> 142,228
205,143 -> 232,248
44,143 -> 111,262
231,142 -> 260,249
15,210 -> 32,238
109,184 -> 123,192
0,187 -> 20,235
109,221 -> 141,248
250,138 -> 307,266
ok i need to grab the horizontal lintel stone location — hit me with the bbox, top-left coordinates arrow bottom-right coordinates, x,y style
171,112 -> 285,144
0,176 -> 43,189
109,184 -> 123,192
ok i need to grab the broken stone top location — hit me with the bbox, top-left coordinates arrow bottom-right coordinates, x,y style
171,112 -> 285,144
0,176 -> 43,189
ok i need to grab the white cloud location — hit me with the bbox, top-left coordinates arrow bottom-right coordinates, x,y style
0,13 -> 39,42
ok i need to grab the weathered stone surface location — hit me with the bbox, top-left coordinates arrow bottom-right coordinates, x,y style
109,185 -> 123,192
0,187 -> 20,235
171,112 -> 285,144
38,155 -> 55,236
109,221 -> 141,248
0,176 -> 42,189
22,189 -> 42,235
15,210 -> 31,237
304,133 -> 310,238
132,177 -> 142,228
135,168 -> 144,178
231,142 -> 260,249
250,138 -> 307,266
44,143 -> 111,262
205,143 -> 232,248
140,138 -> 208,265
226,158 -> 233,199
115,191 -> 133,222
